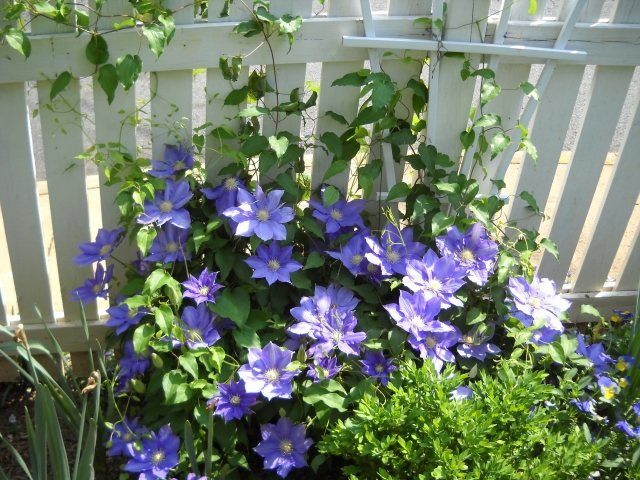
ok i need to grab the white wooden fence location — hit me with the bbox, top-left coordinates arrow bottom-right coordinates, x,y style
0,0 -> 639,364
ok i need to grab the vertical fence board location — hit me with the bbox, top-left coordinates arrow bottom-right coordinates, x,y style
571,94 -> 640,292
537,66 -> 634,286
0,83 -> 55,323
388,0 -> 432,15
311,0 -> 363,192
618,218 -> 640,291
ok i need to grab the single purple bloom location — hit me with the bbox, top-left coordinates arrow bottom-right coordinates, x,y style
616,420 -> 640,439
530,326 -> 563,345
508,275 -> 570,326
74,227 -> 124,266
361,351 -> 396,386
148,144 -> 195,178
245,242 -> 302,285
326,231 -> 371,276
107,417 -> 148,457
70,263 -> 114,305
307,355 -> 340,382
237,342 -> 301,400
310,193 -> 365,235
408,325 -> 461,372
124,425 -> 180,480
570,398 -> 596,415
132,251 -> 153,276
450,386 -> 473,401
182,268 -> 223,304
307,310 -> 366,357
598,376 -> 620,401
457,323 -> 500,361
181,304 -> 221,349
208,380 -> 259,422
147,224 -> 190,264
436,223 -> 498,286
254,417 -> 313,478
384,290 -> 444,338
203,177 -> 249,216
365,224 -> 426,276
137,179 -> 193,229
106,304 -> 148,335
223,186 -> 294,241
612,308 -> 634,323
577,334 -> 612,372
403,250 -> 467,309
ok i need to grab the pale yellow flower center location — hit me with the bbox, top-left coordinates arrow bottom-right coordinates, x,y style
367,263 -> 378,273
350,254 -> 363,265
166,242 -> 178,253
425,279 -> 442,293
332,331 -> 343,343
265,368 -> 280,383
224,177 -> 238,190
127,308 -> 138,319
152,450 -> 165,466
410,315 -> 423,327
267,259 -> 280,271
175,160 -> 185,170
257,209 -> 270,221
280,440 -> 293,455
464,335 -> 474,344
330,209 -> 343,221
199,286 -> 210,296
99,244 -> 112,256
425,336 -> 437,348
230,395 -> 242,405
92,284 -> 102,294
529,297 -> 541,309
375,364 -> 385,373
386,249 -> 401,264
603,386 -> 616,400
159,200 -> 173,213
460,249 -> 475,262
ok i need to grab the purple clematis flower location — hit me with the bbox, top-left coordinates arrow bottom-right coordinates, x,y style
202,177 -> 248,216
310,193 -> 365,235
148,144 -> 195,178
237,342 -> 301,400
117,340 -> 150,391
436,223 -> 498,286
570,398 -> 596,415
74,227 -> 124,266
577,334 -> 612,373
106,304 -> 148,335
223,186 -> 294,241
403,250 -> 466,309
181,304 -> 221,349
132,252 -> 153,276
408,325 -> 461,372
307,310 -> 366,357
508,275 -> 570,328
457,323 -> 500,361
107,417 -> 148,457
147,224 -> 190,264
326,231 -> 371,276
450,386 -> 473,401
616,420 -> 640,439
598,376 -> 620,401
245,242 -> 302,285
365,224 -> 426,276
530,326 -> 563,345
182,268 -> 223,304
124,425 -> 180,480
384,290 -> 443,338
254,417 -> 313,478
307,355 -> 340,382
71,263 -> 114,304
208,380 -> 259,422
137,179 -> 193,229
361,351 -> 396,386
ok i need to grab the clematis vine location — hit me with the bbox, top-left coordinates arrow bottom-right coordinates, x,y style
254,417 -> 313,478
245,242 -> 302,285
147,224 -> 190,264
237,342 -> 301,400
365,224 -> 426,276
137,179 -> 193,229
202,176 -> 248,215
310,192 -> 365,235
361,350 -> 396,386
182,268 -> 223,304
71,263 -> 114,304
181,304 -> 221,349
208,380 -> 259,422
148,144 -> 194,178
124,425 -> 180,480
74,227 -> 124,265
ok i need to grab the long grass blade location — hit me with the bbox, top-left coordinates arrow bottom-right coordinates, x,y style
75,419 -> 97,480
184,420 -> 200,476
72,395 -> 88,480
0,433 -> 35,480
38,384 -> 71,480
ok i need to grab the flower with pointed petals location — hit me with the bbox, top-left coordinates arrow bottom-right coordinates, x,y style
132,252 -> 152,276
365,224 -> 426,277
576,334 -> 612,373
254,417 -> 313,478
307,355 -> 340,382
457,323 -> 500,361
436,223 -> 498,286
74,227 -> 124,266
107,417 -> 148,457
403,250 -> 466,309
245,242 -> 302,285
530,326 -> 563,345
310,192 -> 365,235
408,325 -> 461,372
71,263 -> 114,304
137,179 -> 193,229
307,310 -> 366,357
208,380 -> 259,422
124,425 -> 180,480
106,304 -> 148,335
117,340 -> 150,391
237,342 -> 301,400
361,351 -> 396,386
598,376 -> 620,401
147,224 -> 189,264
384,290 -> 444,338
450,386 -> 473,401
182,268 -> 223,304
202,176 -> 248,215
181,304 -> 220,349
148,144 -> 194,178
508,275 -> 570,326
616,420 -> 640,439
326,231 -> 371,276
223,186 -> 294,241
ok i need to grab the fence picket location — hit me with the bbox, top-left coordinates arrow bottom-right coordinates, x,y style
618,221 -> 640,291
388,0 -> 432,15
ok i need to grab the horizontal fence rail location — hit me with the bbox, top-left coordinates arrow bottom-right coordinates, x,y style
0,0 -> 639,366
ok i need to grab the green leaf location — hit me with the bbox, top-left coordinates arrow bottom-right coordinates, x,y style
233,327 -> 261,348
162,370 -> 190,404
519,191 -> 540,214
540,238 -> 559,260
320,132 -> 343,157
322,185 -> 340,207
238,106 -> 270,117
50,71 -> 72,101
470,68 -> 495,79
303,382 -> 347,411
75,9 -> 90,27
371,80 -> 395,110
460,129 -> 475,149
304,251 -> 325,270
431,212 -> 454,236
475,114 -> 501,128
489,132 -> 510,159
241,135 -> 269,156
145,269 -> 171,294
269,136 -> 289,159
179,353 -> 199,379
528,0 -> 538,15
97,64 -> 118,105
5,28 -> 31,57
85,35 -> 109,65
352,106 -> 386,126
136,227 -> 156,256
519,81 -> 540,100
466,308 -> 487,326
211,288 -> 250,327
480,81 -> 501,105
155,305 -> 174,334
322,160 -> 348,182
224,86 -> 249,106
116,54 -> 142,91
276,173 -> 300,199
142,24 -> 165,57
580,304 -> 602,319
332,71 -> 370,87
386,182 -> 411,201
132,324 -> 154,354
